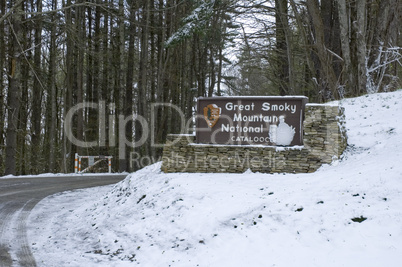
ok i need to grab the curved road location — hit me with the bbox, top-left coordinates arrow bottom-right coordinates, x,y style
0,174 -> 127,267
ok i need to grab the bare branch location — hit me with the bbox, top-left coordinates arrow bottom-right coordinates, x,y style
0,0 -> 25,24
1,1 -> 115,25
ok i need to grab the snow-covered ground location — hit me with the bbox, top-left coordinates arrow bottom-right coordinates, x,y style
28,90 -> 402,267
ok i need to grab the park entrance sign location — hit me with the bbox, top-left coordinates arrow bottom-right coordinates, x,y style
163,96 -> 347,174
196,96 -> 308,146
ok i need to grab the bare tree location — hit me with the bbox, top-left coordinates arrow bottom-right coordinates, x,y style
0,0 -> 6,173
306,0 -> 340,100
48,0 -> 58,172
5,0 -> 23,175
31,0 -> 43,174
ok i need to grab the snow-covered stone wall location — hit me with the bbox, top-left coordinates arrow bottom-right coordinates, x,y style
161,104 -> 347,173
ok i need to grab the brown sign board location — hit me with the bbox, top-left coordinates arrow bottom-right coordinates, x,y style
196,96 -> 308,146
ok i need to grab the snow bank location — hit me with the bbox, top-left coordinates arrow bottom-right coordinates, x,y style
29,90 -> 402,267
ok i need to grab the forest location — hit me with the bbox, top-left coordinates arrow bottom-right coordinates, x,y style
0,0 -> 401,175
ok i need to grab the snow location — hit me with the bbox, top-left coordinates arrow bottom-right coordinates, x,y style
306,102 -> 340,107
28,90 -> 402,266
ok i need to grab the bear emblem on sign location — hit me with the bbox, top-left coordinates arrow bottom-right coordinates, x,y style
203,104 -> 221,128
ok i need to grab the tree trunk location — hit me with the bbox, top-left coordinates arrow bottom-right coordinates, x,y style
48,0 -> 57,172
306,0 -> 339,100
217,43 -> 223,96
31,0 -> 43,174
275,0 -> 293,95
337,0 -> 356,95
62,0 -> 74,173
124,0 -> 136,171
94,1 -> 102,153
356,0 -> 367,94
155,0 -> 169,150
0,0 -> 6,174
18,13 -> 29,174
117,0 -> 127,172
134,0 -> 150,170
76,1 -> 85,153
208,47 -> 215,97
5,1 -> 23,175
86,4 -> 98,154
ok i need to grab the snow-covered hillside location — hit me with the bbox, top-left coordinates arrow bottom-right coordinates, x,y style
29,90 -> 402,267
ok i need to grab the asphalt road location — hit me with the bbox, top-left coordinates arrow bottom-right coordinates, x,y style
0,174 -> 127,267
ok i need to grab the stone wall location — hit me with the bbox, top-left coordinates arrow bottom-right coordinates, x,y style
161,104 -> 347,173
